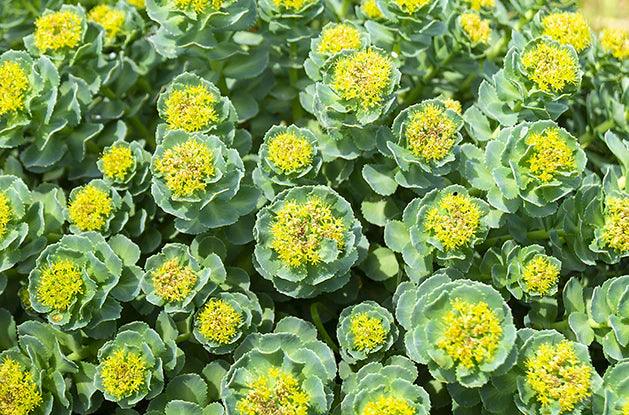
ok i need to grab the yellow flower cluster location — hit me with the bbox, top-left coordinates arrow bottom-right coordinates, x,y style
361,396 -> 415,415
154,139 -> 216,198
393,0 -> 431,14
175,0 -> 222,12
236,367 -> 310,415
68,185 -> 113,231
526,340 -> 592,413
525,128 -> 575,182
101,145 -> 134,182
0,358 -> 42,415
270,197 -> 346,267
164,85 -> 219,132
350,312 -> 386,351
405,104 -> 458,161
361,0 -> 383,19
424,193 -> 482,251
437,298 -> 503,368
127,0 -> 146,9
36,259 -> 84,312
318,24 -> 362,55
602,197 -> 628,253
460,13 -> 491,45
196,298 -> 242,344
272,0 -> 314,11
0,193 -> 12,240
89,5 -> 125,40
0,61 -> 29,117
332,49 -> 393,110
443,98 -> 462,114
151,258 -> 198,302
100,349 -> 147,400
267,132 -> 313,173
34,10 -> 83,53
600,28 -> 629,60
521,42 -> 580,93
465,0 -> 494,10
542,12 -> 591,52
522,256 -> 560,295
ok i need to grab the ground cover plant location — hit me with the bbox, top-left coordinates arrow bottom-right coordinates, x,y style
0,0 -> 627,413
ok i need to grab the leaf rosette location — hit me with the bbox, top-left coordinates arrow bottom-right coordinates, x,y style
97,139 -> 152,196
593,360 -> 629,415
257,0 -> 324,33
0,175 -> 33,272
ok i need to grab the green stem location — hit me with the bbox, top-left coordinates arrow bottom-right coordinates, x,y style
482,228 -> 562,248
210,61 -> 229,96
310,302 -> 338,353
289,44 -> 304,122
404,51 -> 456,106
579,119 -> 615,149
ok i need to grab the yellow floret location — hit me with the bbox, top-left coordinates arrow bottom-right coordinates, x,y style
100,349 -> 147,400
318,24 -> 362,55
197,298 -> 243,344
465,0 -> 494,10
332,49 -> 393,110
361,396 -> 415,415
521,41 -> 580,93
127,0 -> 146,9
101,145 -> 134,182
405,104 -> 458,161
600,28 -> 629,60
151,258 -> 198,302
393,0 -> 431,14
0,193 -> 12,240
0,61 -> 30,117
88,5 -> 125,40
525,128 -> 575,182
361,0 -> 383,19
0,358 -> 42,415
526,340 -> 592,413
522,255 -> 560,295
443,98 -> 462,114
267,132 -> 313,173
67,185 -> 113,231
270,197 -> 346,267
174,0 -> 223,12
272,0 -> 314,11
460,13 -> 491,44
350,312 -> 387,351
36,259 -> 84,312
436,298 -> 503,368
164,85 -> 218,132
542,12 -> 591,52
424,193 -> 482,251
34,10 -> 83,53
236,367 -> 310,415
602,197 -> 629,253
154,138 -> 216,198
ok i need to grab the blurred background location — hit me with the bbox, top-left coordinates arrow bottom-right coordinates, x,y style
582,0 -> 629,28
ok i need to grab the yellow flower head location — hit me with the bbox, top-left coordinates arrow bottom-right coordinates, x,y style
154,138 -> 216,198
272,0 -> 314,11
34,10 -> 83,53
424,193 -> 482,251
622,401 -> 629,415
522,255 -> 560,295
0,61 -> 30,117
152,258 -> 198,303
267,132 -> 313,174
175,0 -> 223,12
602,197 -> 629,253
521,41 -> 580,93
127,0 -> 146,9
405,104 -> 458,161
236,367 -> 310,415
88,5 -> 125,40
68,185 -> 113,232
100,349 -> 147,400
197,298 -> 243,344
465,0 -> 494,9
600,27 -> 629,60
526,340 -> 592,413
350,313 -> 386,351
164,85 -> 219,132
436,298 -> 503,368
361,396 -> 415,415
36,259 -> 84,312
332,49 -> 393,110
443,98 -> 462,114
393,0 -> 431,14
361,0 -> 383,19
0,358 -> 42,415
542,12 -> 591,52
101,145 -> 134,182
270,197 -> 346,267
0,193 -> 12,240
525,128 -> 576,182
460,13 -> 491,44
318,24 -> 362,55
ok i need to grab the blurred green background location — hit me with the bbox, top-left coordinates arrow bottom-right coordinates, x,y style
582,0 -> 629,28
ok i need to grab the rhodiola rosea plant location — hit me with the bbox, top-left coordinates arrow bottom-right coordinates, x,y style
0,0 -> 627,413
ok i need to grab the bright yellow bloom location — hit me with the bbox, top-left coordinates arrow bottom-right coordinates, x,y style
526,340 -> 592,413
36,259 -> 84,312
272,0 -> 314,11
424,193 -> 482,251
332,49 -> 393,110
361,0 -> 383,19
522,256 -> 560,295
34,10 -> 83,53
267,132 -> 313,173
101,145 -> 134,182
88,5 -> 125,40
100,349 -> 147,400
602,197 -> 629,253
622,401 -> 629,415
600,28 -> 629,59
318,24 -> 362,54
0,193 -> 12,240
0,358 -> 42,415
443,98 -> 462,114
521,42 -> 580,93
460,13 -> 491,44
0,61 -> 30,117
67,185 -> 113,231
405,104 -> 458,161
465,0 -> 494,10
164,85 -> 218,132
393,0 -> 431,14
127,0 -> 146,9
174,0 -> 223,12
236,367 -> 310,415
542,12 -> 591,52
361,396 -> 415,415
525,128 -> 575,182
197,298 -> 242,344
350,312 -> 386,351
154,139 -> 216,198
436,298 -> 503,368
151,258 -> 198,302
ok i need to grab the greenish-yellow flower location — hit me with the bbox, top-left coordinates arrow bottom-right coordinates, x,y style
68,185 -> 113,231
424,193 -> 482,251
521,42 -> 580,93
405,104 -> 457,161
522,256 -> 560,295
88,5 -> 125,40
196,298 -> 242,344
151,258 -> 198,302
602,197 -> 628,253
350,312 -> 386,351
460,13 -> 491,44
317,24 -> 362,54
101,146 -> 134,182
0,193 -> 12,240
600,28 -> 629,59
542,12 -> 591,52
393,0 -> 431,14
34,10 -> 83,53
100,349 -> 147,400
0,358 -> 42,415
267,132 -> 313,173
236,367 -> 310,415
361,396 -> 415,415
525,128 -> 575,182
36,259 -> 84,312
164,85 -> 219,132
0,61 -> 29,117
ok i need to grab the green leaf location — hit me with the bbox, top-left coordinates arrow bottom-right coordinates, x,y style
359,246 -> 399,281
362,164 -> 398,196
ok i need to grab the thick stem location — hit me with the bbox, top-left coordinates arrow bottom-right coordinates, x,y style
310,302 -> 339,353
289,43 -> 304,122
